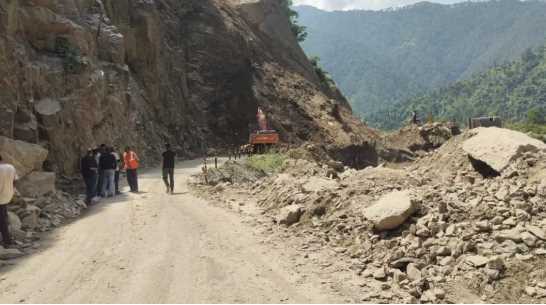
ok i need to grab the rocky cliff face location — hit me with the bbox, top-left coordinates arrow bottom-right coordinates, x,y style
0,0 -> 375,175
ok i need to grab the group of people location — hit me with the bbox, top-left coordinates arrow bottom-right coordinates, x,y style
0,143 -> 177,248
80,143 -> 177,205
80,145 -> 141,205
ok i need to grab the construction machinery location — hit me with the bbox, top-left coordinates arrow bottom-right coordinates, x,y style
468,116 -> 503,129
249,108 -> 279,153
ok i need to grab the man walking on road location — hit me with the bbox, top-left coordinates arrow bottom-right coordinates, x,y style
124,146 -> 140,193
0,154 -> 18,248
81,149 -> 98,205
162,143 -> 176,194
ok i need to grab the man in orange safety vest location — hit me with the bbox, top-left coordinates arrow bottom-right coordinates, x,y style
123,146 -> 140,193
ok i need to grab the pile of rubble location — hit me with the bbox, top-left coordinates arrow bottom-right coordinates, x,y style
195,127 -> 546,303
380,122 -> 461,162
0,137 -> 87,261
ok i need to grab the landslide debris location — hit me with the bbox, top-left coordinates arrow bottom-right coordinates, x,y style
193,127 -> 546,303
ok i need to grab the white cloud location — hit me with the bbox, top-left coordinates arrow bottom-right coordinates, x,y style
292,0 -> 465,11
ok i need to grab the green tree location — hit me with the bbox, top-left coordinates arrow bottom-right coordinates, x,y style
281,0 -> 307,42
528,107 -> 545,124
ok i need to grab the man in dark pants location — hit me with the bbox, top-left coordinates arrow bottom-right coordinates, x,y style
123,146 -> 140,193
162,144 -> 176,194
99,147 -> 117,198
112,147 -> 122,195
95,144 -> 107,197
80,149 -> 98,205
0,154 -> 18,248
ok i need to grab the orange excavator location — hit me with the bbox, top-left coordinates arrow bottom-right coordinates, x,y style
249,108 -> 279,153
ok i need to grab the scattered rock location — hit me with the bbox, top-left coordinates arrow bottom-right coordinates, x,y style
373,267 -> 387,280
526,225 -> 546,240
466,255 -> 489,268
276,205 -> 305,226
363,190 -> 417,230
521,231 -> 538,247
525,286 -> 537,297
406,263 -> 422,282
494,229 -> 523,243
0,247 -> 24,260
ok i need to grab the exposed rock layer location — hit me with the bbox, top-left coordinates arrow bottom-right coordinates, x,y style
0,0 -> 374,174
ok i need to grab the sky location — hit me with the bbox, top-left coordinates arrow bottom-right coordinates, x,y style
292,0 -> 467,11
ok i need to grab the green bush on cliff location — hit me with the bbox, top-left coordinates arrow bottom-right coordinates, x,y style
55,37 -> 84,74
247,153 -> 286,174
281,0 -> 307,42
310,56 -> 335,88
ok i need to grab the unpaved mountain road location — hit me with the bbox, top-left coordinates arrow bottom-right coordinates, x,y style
0,160 -> 340,304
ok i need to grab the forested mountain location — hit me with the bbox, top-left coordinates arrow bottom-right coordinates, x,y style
394,45 -> 546,130
295,0 -> 546,128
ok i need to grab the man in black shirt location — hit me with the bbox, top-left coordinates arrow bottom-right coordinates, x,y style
162,144 -> 176,194
81,149 -> 98,205
99,147 -> 117,198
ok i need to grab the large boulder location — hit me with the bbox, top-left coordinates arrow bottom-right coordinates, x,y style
363,190 -> 417,230
462,127 -> 546,173
276,204 -> 305,226
0,136 -> 48,177
15,171 -> 56,197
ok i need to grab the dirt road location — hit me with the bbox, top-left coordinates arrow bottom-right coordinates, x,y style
0,160 -> 338,303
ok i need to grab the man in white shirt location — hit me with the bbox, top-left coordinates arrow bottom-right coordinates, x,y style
0,153 -> 18,247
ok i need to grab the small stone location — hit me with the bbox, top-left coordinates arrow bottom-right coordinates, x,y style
434,288 -> 446,300
475,220 -> 491,232
439,256 -> 454,266
526,225 -> 546,240
521,231 -> 538,247
373,268 -> 387,280
502,217 -> 516,226
494,229 -> 522,242
406,263 -> 422,282
445,224 -> 456,236
486,256 -> 505,271
491,216 -> 504,225
483,268 -> 501,281
525,286 -> 537,296
436,246 -> 451,256
393,269 -> 407,284
515,254 -> 534,261
535,249 -> 546,255
276,205 -> 305,226
466,255 -> 489,268
421,289 -> 437,303
0,247 -> 24,260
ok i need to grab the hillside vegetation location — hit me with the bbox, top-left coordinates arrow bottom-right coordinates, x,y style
396,45 -> 546,140
295,0 -> 546,128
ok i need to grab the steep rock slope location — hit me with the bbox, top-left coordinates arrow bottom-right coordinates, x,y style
0,0 -> 375,174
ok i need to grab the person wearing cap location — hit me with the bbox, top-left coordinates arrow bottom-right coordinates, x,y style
81,149 -> 98,205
